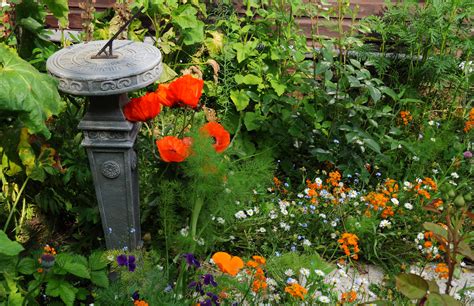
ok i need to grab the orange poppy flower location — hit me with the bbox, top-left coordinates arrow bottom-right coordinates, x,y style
167,75 -> 204,108
156,136 -> 190,162
211,252 -> 244,276
155,83 -> 175,107
123,92 -> 161,122
200,122 -> 230,153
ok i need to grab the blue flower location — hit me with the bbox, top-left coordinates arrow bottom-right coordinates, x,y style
183,253 -> 201,268
132,291 -> 140,301
203,274 -> 218,287
117,254 -> 127,266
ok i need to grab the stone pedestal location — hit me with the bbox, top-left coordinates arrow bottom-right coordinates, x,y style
46,40 -> 162,250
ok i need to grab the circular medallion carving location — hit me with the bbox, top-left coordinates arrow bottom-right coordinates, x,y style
101,161 -> 121,179
46,40 -> 162,96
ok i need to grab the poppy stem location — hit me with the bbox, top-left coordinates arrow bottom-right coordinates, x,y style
190,196 -> 204,252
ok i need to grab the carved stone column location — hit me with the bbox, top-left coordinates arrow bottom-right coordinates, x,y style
46,40 -> 162,250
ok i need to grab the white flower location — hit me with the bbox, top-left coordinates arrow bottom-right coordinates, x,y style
281,209 -> 288,216
413,156 -> 420,161
319,213 -> 327,219
318,296 -> 330,303
432,169 -> 439,174
269,210 -> 278,219
229,235 -> 235,240
379,220 -> 391,228
451,172 -> 459,179
302,239 -> 311,247
314,269 -> 325,277
253,206 -> 260,214
235,210 -> 247,219
258,227 -> 266,233
391,198 -> 399,205
404,181 -> 413,188
428,120 -> 435,126
299,268 -> 310,277
246,209 -> 254,216
286,277 -> 297,284
107,255 -> 115,261
216,217 -> 225,224
297,193 -> 304,198
196,238 -> 205,246
284,269 -> 294,276
417,233 -> 425,240
404,203 -> 413,210
331,221 -> 337,227
315,178 -> 322,185
330,233 -> 337,239
180,226 -> 189,237
348,190 -> 358,198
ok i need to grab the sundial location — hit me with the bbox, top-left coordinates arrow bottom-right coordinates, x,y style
46,40 -> 162,96
46,8 -> 162,250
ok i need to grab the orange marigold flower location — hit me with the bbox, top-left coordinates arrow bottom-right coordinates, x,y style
156,136 -> 190,162
464,108 -> 474,133
200,122 -> 230,153
211,252 -> 244,276
381,206 -> 394,219
326,171 -> 341,187
341,290 -> 357,303
134,300 -> 149,306
246,260 -> 258,268
435,263 -> 449,279
284,283 -> 308,300
399,110 -> 413,126
123,92 -> 161,122
252,255 -> 266,265
167,75 -> 204,108
432,199 -> 443,208
424,231 -> 433,240
338,233 -> 360,259
424,241 -> 433,248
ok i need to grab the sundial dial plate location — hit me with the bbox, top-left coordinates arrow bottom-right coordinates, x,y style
46,40 -> 162,96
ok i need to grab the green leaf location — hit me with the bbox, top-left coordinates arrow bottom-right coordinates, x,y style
458,241 -> 474,260
88,252 -> 108,271
46,279 -> 77,306
0,231 -> 24,256
230,90 -> 250,111
427,280 -> 439,293
181,21 -> 204,45
363,138 -> 381,154
0,44 -> 63,138
18,17 -> 43,32
234,74 -> 262,85
395,273 -> 428,300
426,293 -> 462,306
90,271 -> 109,288
63,262 -> 90,279
171,5 -> 198,29
244,112 -> 262,131
269,79 -> 286,96
367,85 -> 381,102
17,258 -> 36,275
158,63 -> 177,83
43,0 -> 69,28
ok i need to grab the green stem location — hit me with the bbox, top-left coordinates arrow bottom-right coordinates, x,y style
190,196 -> 204,252
4,177 -> 29,233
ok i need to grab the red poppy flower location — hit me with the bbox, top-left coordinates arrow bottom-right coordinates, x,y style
167,75 -> 204,108
123,92 -> 161,122
155,83 -> 175,107
156,136 -> 190,162
200,122 -> 230,153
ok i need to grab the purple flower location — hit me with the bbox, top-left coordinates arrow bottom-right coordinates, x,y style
188,281 -> 204,295
117,254 -> 127,266
128,262 -> 136,272
201,300 -> 212,306
132,291 -> 140,301
464,151 -> 472,159
202,274 -> 218,287
183,253 -> 201,268
206,292 -> 219,305
128,255 -> 136,264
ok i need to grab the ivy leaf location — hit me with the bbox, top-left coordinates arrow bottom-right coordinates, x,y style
395,273 -> 428,300
0,44 -> 63,138
230,90 -> 250,111
0,230 -> 24,256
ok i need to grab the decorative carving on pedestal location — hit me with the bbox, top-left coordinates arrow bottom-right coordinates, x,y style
101,161 -> 121,179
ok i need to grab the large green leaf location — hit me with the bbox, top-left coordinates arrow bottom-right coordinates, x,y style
426,293 -> 462,306
395,273 -> 428,300
0,230 -> 24,256
230,90 -> 250,111
43,0 -> 69,28
0,44 -> 63,138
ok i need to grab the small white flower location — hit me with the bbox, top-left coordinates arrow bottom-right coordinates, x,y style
302,239 -> 311,247
107,255 -> 115,261
318,296 -> 330,303
196,238 -> 205,246
216,217 -> 225,224
461,261 -> 466,267
253,206 -> 260,214
413,156 -> 420,161
451,172 -> 459,179
297,193 -> 304,198
314,269 -> 325,277
430,138 -> 436,142
404,203 -> 413,210
315,178 -> 322,185
253,189 -> 258,194
391,198 -> 399,205
348,190 -> 358,198
331,221 -> 337,227
404,181 -> 413,188
330,233 -> 337,239
417,233 -> 425,240
379,220 -> 391,228
156,265 -> 164,271
235,211 -> 247,219
180,226 -> 189,237
258,227 -> 266,233
229,235 -> 235,240
319,213 -> 327,219
299,268 -> 310,277
246,209 -> 254,216
432,169 -> 439,174
428,120 -> 435,126
284,269 -> 294,276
